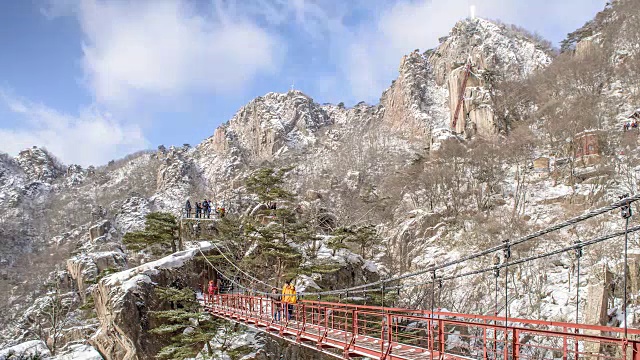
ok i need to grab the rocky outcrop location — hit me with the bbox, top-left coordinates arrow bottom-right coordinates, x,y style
15,146 -> 64,183
113,197 -> 151,234
429,18 -> 552,136
68,220 -> 127,301
379,50 -> 449,143
89,221 -> 112,242
91,246 -> 210,360
0,153 -> 26,209
67,251 -> 127,301
200,90 -> 332,163
155,146 -> 194,193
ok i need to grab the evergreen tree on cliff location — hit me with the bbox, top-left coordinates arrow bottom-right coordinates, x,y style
151,287 -> 247,359
123,212 -> 179,255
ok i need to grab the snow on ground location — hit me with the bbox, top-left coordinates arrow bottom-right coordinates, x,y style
103,241 -> 212,298
312,237 -> 381,275
0,340 -> 51,359
296,274 -> 321,294
189,328 -> 262,360
51,344 -> 103,360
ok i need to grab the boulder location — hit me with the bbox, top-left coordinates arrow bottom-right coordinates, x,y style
583,266 -> 614,357
89,221 -> 112,242
305,190 -> 322,201
90,245 -> 211,360
67,251 -> 127,301
0,340 -> 51,359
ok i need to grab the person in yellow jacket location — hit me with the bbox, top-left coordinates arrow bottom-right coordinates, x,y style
281,279 -> 297,320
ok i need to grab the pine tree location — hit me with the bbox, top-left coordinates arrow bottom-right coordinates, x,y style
329,225 -> 380,259
215,166 -> 339,287
241,217 -> 303,285
234,167 -> 309,285
151,287 -> 246,359
123,212 -> 179,255
245,167 -> 294,204
327,227 -> 352,256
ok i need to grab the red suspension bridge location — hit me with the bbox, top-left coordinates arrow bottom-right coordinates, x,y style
195,195 -> 640,359
202,294 -> 640,359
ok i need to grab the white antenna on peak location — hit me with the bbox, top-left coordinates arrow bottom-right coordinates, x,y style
290,82 -> 295,92
470,5 -> 476,19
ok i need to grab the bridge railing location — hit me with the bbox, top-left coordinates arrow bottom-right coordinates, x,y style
205,294 -> 640,359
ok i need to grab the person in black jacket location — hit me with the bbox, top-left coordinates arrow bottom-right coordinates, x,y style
185,199 -> 192,218
269,288 -> 282,322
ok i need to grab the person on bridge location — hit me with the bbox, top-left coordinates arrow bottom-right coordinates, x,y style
202,199 -> 209,219
185,199 -> 192,218
196,202 -> 202,218
208,280 -> 215,303
198,269 -> 207,298
269,287 -> 282,322
282,280 -> 297,320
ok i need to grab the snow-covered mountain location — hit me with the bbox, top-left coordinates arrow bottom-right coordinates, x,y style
2,4 -> 640,358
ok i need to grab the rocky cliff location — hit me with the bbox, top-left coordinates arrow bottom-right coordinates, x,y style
2,4 -> 640,358
429,18 -> 552,136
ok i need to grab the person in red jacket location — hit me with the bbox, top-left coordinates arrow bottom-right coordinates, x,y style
208,280 -> 215,304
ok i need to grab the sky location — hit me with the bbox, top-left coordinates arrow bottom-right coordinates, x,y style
0,0 -> 607,167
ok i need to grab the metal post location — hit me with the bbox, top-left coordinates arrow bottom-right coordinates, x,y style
620,195 -> 632,340
575,240 -> 582,324
575,239 -> 582,360
431,270 -> 436,360
495,274 -> 498,316
625,215 -> 630,339
503,239 -> 511,359
493,261 -> 500,360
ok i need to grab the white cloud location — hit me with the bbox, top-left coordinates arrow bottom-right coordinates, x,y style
0,91 -> 149,166
71,0 -> 281,108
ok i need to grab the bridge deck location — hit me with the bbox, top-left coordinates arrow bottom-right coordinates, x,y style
203,295 -> 640,360
205,302 -> 465,359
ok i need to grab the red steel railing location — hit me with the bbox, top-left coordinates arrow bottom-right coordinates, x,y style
203,294 -> 640,360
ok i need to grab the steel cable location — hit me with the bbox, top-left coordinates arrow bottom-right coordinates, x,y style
197,195 -> 640,297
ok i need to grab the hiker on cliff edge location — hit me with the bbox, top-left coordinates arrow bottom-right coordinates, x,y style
185,199 -> 192,218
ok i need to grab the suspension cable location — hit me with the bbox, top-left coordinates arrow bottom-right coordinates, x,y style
362,225 -> 640,294
197,195 -> 640,298
197,245 -> 272,295
197,223 -> 640,309
209,240 -> 275,292
298,195 -> 640,296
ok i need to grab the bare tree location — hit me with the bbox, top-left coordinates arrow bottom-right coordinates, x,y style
35,280 -> 74,355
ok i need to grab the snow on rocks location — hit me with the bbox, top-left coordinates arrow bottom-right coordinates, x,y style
0,340 -> 51,359
102,241 -> 212,297
0,342 -> 103,360
196,90 -> 333,165
113,197 -> 151,234
15,147 -> 64,184
51,344 -> 103,360
90,242 -> 213,360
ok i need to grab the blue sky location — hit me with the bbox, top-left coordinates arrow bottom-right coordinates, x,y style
0,0 -> 607,166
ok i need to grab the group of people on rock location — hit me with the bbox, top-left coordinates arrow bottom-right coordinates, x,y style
623,120 -> 639,132
269,280 -> 297,322
184,199 -> 225,219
